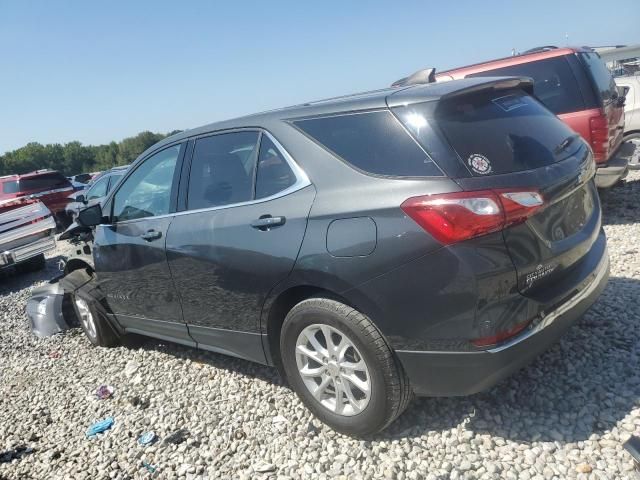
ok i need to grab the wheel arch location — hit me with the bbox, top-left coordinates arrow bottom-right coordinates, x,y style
63,258 -> 93,276
624,130 -> 640,138
263,285 -> 355,371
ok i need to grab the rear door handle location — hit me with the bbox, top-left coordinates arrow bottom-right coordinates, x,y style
140,230 -> 162,241
251,216 -> 286,230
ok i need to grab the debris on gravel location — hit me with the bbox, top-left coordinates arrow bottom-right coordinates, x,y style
1,172 -> 639,479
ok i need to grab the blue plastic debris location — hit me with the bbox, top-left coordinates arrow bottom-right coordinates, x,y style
86,417 -> 114,437
142,461 -> 157,473
138,431 -> 157,446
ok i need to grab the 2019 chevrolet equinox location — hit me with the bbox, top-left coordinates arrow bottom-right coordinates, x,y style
71,76 -> 609,435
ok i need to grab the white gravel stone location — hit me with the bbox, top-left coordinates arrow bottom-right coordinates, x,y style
1,172 -> 640,479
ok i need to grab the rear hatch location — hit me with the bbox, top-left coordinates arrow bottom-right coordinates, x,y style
391,80 -> 601,299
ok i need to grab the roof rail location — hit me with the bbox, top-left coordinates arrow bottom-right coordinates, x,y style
391,68 -> 436,87
522,45 -> 559,54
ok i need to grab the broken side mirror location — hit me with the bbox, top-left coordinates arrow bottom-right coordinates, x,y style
77,203 -> 103,227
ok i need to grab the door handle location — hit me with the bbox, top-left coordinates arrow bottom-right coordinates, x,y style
251,215 -> 286,231
140,230 -> 162,241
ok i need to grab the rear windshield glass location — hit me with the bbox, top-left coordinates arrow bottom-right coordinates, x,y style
399,90 -> 580,177
293,110 -> 442,177
467,56 -> 584,115
580,52 -> 617,103
3,173 -> 70,193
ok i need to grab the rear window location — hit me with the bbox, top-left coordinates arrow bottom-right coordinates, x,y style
399,90 -> 580,177
467,56 -> 585,115
2,173 -> 70,193
293,111 -> 442,177
580,52 -> 617,103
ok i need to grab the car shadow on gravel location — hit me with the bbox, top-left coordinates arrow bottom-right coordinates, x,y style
600,177 -> 640,226
0,255 -> 65,296
126,336 -> 285,387
384,275 -> 640,444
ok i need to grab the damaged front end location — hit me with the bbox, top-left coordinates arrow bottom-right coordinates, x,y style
26,221 -> 94,337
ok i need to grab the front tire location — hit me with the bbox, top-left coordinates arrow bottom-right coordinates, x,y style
71,290 -> 120,347
280,297 -> 411,436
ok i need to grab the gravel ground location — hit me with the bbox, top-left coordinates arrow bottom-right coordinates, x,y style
1,172 -> 639,480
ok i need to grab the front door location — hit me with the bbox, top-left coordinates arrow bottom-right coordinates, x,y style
93,143 -> 192,344
166,131 -> 314,362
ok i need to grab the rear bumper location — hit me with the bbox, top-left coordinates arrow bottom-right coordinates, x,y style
0,218 -> 57,268
595,141 -> 636,188
396,242 -> 610,397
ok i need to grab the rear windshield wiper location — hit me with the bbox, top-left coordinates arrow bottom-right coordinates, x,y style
554,134 -> 580,155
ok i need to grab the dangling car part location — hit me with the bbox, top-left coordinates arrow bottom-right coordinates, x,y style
25,221 -> 95,337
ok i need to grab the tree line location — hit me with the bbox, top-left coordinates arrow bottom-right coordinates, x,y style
0,130 -> 182,177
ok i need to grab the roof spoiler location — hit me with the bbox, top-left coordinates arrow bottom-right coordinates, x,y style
391,68 -> 436,87
440,77 -> 535,99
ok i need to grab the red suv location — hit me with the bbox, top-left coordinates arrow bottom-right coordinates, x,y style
438,47 -> 631,188
0,170 -> 74,226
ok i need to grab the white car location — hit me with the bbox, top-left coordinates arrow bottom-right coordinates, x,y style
616,74 -> 640,169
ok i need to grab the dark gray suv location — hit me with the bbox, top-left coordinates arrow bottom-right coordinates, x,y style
72,76 -> 609,435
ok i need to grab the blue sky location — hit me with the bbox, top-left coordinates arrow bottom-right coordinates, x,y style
0,0 -> 637,153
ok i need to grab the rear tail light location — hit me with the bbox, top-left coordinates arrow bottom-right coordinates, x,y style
589,114 -> 610,163
471,319 -> 531,347
401,189 -> 544,245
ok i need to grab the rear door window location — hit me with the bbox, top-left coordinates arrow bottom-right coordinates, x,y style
579,52 -> 617,103
186,131 -> 260,210
293,111 -> 441,177
468,56 -> 585,115
401,90 -> 580,176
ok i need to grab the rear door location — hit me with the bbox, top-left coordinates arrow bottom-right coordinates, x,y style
166,130 -> 314,363
393,87 -> 601,299
93,143 -> 191,344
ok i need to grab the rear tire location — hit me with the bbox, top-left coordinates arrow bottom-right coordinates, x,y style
280,297 -> 411,436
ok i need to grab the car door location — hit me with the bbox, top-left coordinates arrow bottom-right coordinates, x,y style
166,130 -> 314,363
93,143 -> 193,345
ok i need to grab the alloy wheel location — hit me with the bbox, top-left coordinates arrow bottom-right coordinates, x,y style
295,324 -> 371,416
75,297 -> 97,339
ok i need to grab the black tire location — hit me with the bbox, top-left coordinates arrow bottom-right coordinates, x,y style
69,284 -> 121,347
16,254 -> 46,273
280,297 -> 412,436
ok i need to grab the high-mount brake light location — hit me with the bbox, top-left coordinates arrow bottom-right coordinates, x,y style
401,189 -> 544,244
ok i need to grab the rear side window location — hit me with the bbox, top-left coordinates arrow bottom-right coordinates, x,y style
293,111 -> 441,177
580,52 -> 617,103
2,173 -> 70,193
468,56 -> 585,115
187,131 -> 259,210
402,90 -> 580,176
255,136 -> 296,199
2,180 -> 19,194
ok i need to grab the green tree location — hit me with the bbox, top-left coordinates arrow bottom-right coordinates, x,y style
0,130 -> 178,177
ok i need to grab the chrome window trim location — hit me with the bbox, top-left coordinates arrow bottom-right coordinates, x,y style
109,130 -> 311,226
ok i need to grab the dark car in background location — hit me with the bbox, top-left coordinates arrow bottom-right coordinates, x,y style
438,46 -> 633,188
69,76 -> 608,435
0,170 -> 74,227
65,166 -> 127,222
